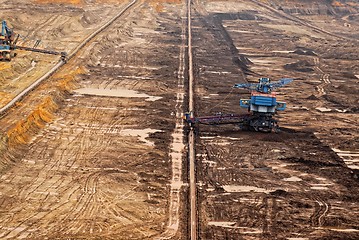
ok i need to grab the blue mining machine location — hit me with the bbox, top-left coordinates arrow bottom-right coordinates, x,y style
0,20 -> 67,61
184,77 -> 293,133
0,20 -> 16,60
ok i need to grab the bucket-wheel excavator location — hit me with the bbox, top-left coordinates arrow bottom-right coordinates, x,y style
184,77 -> 292,132
0,20 -> 67,61
0,20 -> 16,60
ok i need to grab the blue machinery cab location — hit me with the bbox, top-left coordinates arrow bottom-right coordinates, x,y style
234,77 -> 292,132
239,93 -> 286,112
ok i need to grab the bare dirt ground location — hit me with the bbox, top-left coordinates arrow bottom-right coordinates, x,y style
0,0 -> 185,239
0,0 -> 358,239
192,0 -> 359,239
0,0 -> 129,107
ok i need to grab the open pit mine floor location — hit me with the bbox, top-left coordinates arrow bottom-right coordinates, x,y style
0,0 -> 359,239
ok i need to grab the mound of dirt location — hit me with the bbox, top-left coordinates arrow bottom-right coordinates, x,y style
284,60 -> 314,72
341,72 -> 357,79
293,48 -> 317,56
214,11 -> 267,21
307,94 -> 319,100
336,83 -> 358,94
237,12 -> 257,20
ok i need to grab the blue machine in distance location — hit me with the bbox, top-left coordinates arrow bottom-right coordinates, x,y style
233,77 -> 292,132
0,20 -> 67,61
184,77 -> 292,133
0,20 -> 16,60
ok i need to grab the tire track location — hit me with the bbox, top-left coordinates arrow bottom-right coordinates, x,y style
313,57 -> 331,98
158,9 -> 187,239
310,197 -> 329,227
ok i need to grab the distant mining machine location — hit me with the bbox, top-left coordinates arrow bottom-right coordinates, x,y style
184,77 -> 293,132
0,20 -> 67,61
0,20 -> 16,60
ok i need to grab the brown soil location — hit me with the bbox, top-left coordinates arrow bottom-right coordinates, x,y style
0,0 -> 182,238
191,0 -> 359,239
0,0 -> 358,239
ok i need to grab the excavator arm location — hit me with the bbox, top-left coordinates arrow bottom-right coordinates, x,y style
268,78 -> 293,90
